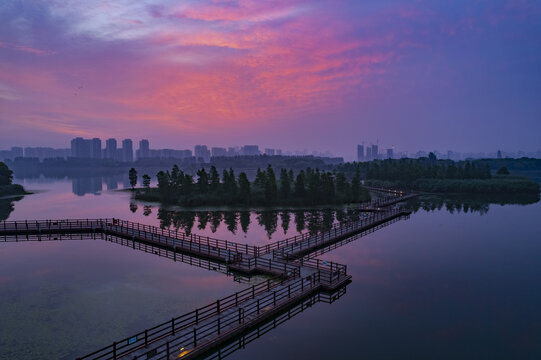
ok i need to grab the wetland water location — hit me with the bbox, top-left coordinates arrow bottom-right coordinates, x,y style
1,176 -> 540,359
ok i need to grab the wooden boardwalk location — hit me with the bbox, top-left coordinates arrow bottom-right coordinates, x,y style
0,188 -> 417,360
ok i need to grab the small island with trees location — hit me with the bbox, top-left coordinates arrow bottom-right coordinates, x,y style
0,162 -> 27,197
128,154 -> 540,207
130,165 -> 370,207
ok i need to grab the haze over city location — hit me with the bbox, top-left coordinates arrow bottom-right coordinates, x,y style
1,0 -> 540,156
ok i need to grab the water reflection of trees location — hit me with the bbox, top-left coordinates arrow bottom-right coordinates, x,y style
410,193 -> 540,215
155,208 -> 362,238
0,196 -> 22,221
150,192 -> 541,236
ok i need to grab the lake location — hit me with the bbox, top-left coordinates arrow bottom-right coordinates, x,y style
1,176 -> 540,359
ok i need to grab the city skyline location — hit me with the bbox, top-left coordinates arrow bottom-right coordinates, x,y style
1,1 -> 540,155
2,136 -> 540,163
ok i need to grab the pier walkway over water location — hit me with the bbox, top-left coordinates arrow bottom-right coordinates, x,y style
0,187 -> 417,360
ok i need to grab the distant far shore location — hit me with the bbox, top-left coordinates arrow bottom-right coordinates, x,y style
365,176 -> 540,194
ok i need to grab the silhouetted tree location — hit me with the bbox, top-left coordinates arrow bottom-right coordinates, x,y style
197,169 -> 209,194
142,174 -> 151,189
0,162 -> 14,186
264,165 -> 277,203
294,170 -> 306,198
279,168 -> 291,199
238,172 -> 251,203
129,168 -> 137,189
209,166 -> 220,192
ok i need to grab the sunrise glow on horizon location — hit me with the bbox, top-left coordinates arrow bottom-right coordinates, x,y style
1,0 -> 540,157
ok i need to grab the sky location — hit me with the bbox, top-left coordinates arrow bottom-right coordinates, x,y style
1,0 -> 540,159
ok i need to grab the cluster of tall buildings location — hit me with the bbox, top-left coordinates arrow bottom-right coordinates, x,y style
70,137 -> 134,162
70,139 -> 285,163
357,144 -> 394,161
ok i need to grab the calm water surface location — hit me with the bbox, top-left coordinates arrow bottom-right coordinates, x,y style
1,177 -> 540,359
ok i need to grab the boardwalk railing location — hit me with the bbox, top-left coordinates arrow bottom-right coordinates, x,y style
270,208 -> 410,259
203,285 -> 348,360
78,268 -> 346,360
108,219 -> 259,257
0,218 -> 107,234
232,255 -> 300,278
114,271 -> 346,360
77,277 -> 286,360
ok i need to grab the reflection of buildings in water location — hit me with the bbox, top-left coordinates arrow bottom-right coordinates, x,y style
72,177 -> 103,196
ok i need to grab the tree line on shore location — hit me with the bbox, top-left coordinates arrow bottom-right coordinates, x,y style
334,154 -> 540,194
129,165 -> 370,206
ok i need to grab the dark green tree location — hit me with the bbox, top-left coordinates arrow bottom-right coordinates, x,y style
294,170 -> 306,198
129,168 -> 137,189
209,166 -> 220,192
279,168 -> 291,200
264,165 -> 277,203
497,166 -> 510,175
156,171 -> 171,198
142,174 -> 151,189
238,172 -> 251,203
254,168 -> 266,189
0,162 -> 13,186
197,168 -> 209,194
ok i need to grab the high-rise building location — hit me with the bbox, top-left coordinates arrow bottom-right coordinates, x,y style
138,139 -> 150,159
211,147 -> 227,157
91,138 -> 102,159
71,137 -> 92,158
497,150 -> 502,159
105,139 -> 117,160
264,148 -> 275,156
121,139 -> 133,162
242,145 -> 259,156
371,144 -> 378,160
276,149 -> 282,156
386,148 -> 393,159
366,147 -> 372,161
194,145 -> 211,162
357,145 -> 364,162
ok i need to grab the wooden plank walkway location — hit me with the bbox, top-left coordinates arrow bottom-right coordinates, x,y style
0,189 -> 418,360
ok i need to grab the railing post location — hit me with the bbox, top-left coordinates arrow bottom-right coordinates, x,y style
113,341 -> 117,359
193,328 -> 197,347
145,329 -> 148,346
172,317 -> 175,335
